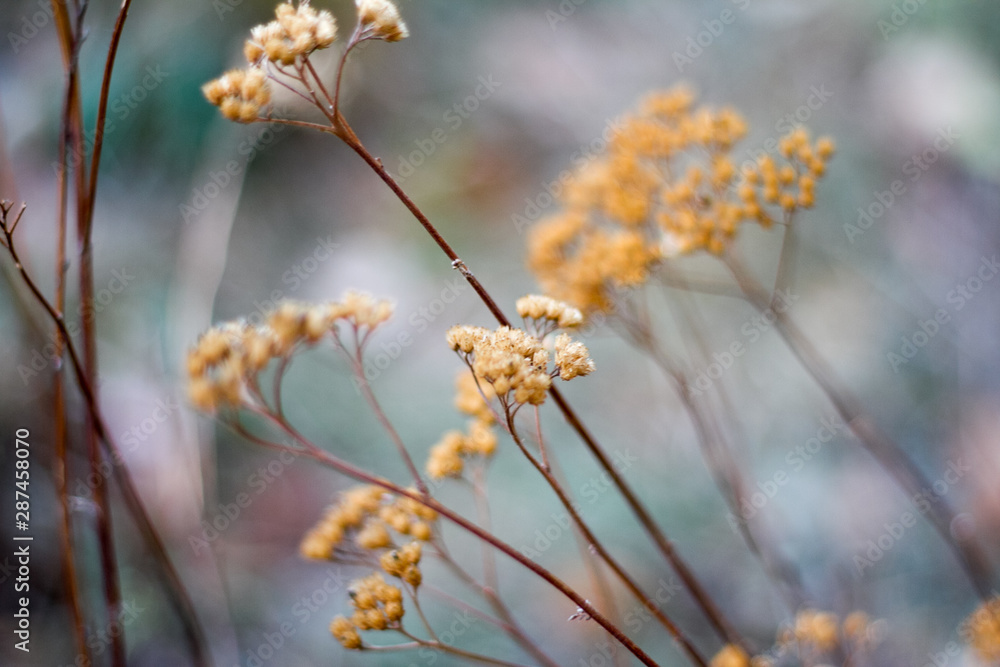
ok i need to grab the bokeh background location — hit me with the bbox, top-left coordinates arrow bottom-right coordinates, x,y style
2,0 -> 1000,665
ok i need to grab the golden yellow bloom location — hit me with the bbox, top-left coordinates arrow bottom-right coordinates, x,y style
710,644 -> 751,667
454,370 -> 496,423
526,85 -> 835,313
794,609 -> 839,651
448,325 -> 553,406
964,597 -> 1000,663
330,616 -> 361,649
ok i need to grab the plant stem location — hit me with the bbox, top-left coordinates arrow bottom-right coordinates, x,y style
0,205 -> 211,666
236,413 -> 665,667
723,253 -> 996,600
502,413 -> 708,666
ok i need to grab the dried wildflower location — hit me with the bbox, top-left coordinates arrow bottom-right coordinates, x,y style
187,292 -> 396,413
330,615 -> 362,649
454,370 -> 497,424
338,573 -> 405,637
426,431 -> 467,480
793,609 -> 839,651
356,0 -> 408,42
554,333 -> 595,381
300,484 -> 436,561
710,644 -> 751,667
425,416 -> 497,480
379,541 -> 422,587
964,597 -> 1000,663
842,611 -> 870,643
516,294 -> 584,335
244,1 -> 338,66
448,325 -> 553,407
526,85 -> 835,313
202,68 -> 271,123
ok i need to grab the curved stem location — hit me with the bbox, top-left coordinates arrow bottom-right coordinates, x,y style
233,412 -> 663,667
432,536 -> 561,667
0,205 -> 212,666
343,344 -> 428,495
501,412 -> 708,666
723,252 -> 996,600
394,629 -> 533,667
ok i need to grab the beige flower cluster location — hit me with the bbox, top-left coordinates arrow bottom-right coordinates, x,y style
300,485 -> 437,561
187,292 -> 393,412
202,0 -> 408,123
527,85 -> 835,313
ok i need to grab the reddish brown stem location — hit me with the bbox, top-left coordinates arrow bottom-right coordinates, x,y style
233,414 -> 663,667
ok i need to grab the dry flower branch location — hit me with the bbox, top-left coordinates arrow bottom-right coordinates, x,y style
0,202 -> 211,665
723,251 -> 996,600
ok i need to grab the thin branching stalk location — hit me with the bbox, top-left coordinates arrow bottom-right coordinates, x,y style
501,412 -> 708,666
432,528 -> 560,667
232,410 -> 665,667
280,103 -> 737,648
723,252 -> 996,600
0,205 -> 211,665
335,335 -> 428,495
619,291 -> 806,621
53,27 -> 88,657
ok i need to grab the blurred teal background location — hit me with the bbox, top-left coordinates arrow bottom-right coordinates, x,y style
2,0 -> 1000,665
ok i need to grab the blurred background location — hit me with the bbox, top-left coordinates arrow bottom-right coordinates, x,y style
1,0 -> 1000,665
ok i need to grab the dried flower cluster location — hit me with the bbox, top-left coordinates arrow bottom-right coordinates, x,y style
330,573 -> 405,649
446,321 -> 594,409
709,609 -> 878,667
710,644 -> 750,667
201,68 -> 271,123
244,1 -> 338,66
516,293 -> 584,336
300,485 -> 437,561
426,416 -> 498,480
964,597 -> 1000,663
356,0 -> 409,42
202,0 -> 407,123
527,85 -> 835,313
186,292 -> 393,412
